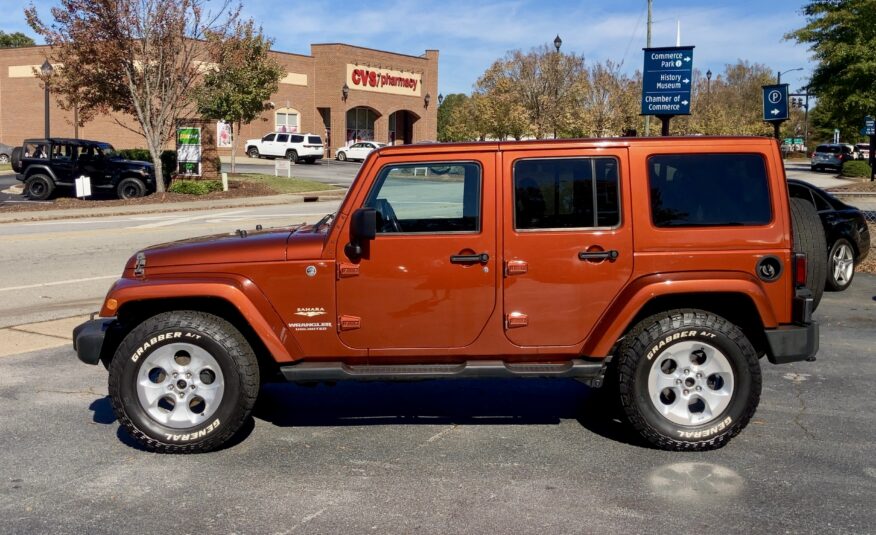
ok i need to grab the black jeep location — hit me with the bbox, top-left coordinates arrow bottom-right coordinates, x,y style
11,138 -> 156,200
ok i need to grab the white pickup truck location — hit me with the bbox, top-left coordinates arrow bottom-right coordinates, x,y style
245,132 -> 324,163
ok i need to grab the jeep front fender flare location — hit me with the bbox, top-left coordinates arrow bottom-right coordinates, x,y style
581,271 -> 779,357
100,275 -> 302,362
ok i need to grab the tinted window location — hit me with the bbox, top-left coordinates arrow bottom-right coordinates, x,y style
308,136 -> 322,144
816,145 -> 840,154
513,157 -> 620,230
262,134 -> 275,142
649,154 -> 771,227
365,163 -> 481,233
276,133 -> 289,143
290,135 -> 304,143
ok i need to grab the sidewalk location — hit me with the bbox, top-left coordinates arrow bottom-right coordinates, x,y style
0,190 -> 345,224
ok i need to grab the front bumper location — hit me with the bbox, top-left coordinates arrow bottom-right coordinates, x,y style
72,317 -> 117,365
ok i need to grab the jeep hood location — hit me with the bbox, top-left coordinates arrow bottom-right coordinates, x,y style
129,225 -> 326,269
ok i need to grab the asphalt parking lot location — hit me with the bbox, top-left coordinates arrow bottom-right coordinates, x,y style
0,275 -> 874,534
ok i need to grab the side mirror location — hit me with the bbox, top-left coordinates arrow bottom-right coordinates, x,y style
344,208 -> 377,259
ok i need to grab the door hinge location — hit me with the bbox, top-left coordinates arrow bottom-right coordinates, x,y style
505,312 -> 529,329
337,263 -> 360,279
338,315 -> 361,331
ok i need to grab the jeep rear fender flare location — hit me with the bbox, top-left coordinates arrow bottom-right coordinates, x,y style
24,165 -> 57,182
103,276 -> 302,362
581,271 -> 779,357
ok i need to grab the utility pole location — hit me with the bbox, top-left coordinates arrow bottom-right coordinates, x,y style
644,0 -> 652,136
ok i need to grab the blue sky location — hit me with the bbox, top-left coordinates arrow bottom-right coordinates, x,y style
4,0 -> 814,95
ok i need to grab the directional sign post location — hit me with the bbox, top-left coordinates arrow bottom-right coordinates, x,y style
762,84 -> 789,140
864,116 -> 875,181
642,46 -> 694,136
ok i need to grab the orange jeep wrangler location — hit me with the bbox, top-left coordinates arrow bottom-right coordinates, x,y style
73,137 -> 822,453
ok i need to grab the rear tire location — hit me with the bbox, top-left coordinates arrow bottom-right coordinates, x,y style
826,238 -> 855,291
616,309 -> 761,451
24,174 -> 54,200
0,153 -> 9,164
108,311 -> 260,453
117,177 -> 146,199
287,150 -> 299,163
789,197 -> 827,310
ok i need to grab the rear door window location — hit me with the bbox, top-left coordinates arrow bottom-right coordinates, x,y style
648,154 -> 771,227
276,134 -> 289,143
513,157 -> 620,230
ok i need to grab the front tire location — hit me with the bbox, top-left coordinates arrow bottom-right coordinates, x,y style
336,151 -> 347,161
247,147 -> 260,158
24,174 -> 54,200
826,238 -> 855,291
108,311 -> 260,453
616,309 -> 761,451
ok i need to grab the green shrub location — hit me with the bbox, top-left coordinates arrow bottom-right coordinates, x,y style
842,160 -> 872,177
118,149 -> 178,183
168,180 -> 223,195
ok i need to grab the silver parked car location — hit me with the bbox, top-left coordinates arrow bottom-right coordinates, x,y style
0,143 -> 12,164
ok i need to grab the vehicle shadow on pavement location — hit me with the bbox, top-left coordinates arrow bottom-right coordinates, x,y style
254,379 -> 647,447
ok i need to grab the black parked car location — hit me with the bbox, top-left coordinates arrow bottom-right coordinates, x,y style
11,138 -> 156,200
788,179 -> 871,291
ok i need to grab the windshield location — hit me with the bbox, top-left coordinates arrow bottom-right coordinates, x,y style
97,144 -> 119,158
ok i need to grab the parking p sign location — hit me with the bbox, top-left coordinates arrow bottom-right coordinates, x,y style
762,84 -> 789,122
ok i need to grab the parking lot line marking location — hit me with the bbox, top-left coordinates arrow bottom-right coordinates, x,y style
0,275 -> 117,293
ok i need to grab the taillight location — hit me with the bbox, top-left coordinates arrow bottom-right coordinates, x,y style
794,253 -> 807,287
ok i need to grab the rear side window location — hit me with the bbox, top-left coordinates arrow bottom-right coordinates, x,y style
513,157 -> 620,230
308,136 -> 322,144
648,154 -> 771,227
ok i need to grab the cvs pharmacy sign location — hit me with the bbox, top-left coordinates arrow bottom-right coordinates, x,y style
346,64 -> 422,97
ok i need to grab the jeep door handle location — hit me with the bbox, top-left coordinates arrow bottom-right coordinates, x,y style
450,252 -> 490,265
578,250 -> 619,261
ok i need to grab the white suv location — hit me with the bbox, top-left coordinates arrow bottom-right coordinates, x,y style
245,133 -> 324,163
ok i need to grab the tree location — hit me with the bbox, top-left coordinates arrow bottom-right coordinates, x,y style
437,93 -> 467,142
195,20 -> 283,173
787,1 -> 876,143
27,0 -> 240,192
0,31 -> 35,48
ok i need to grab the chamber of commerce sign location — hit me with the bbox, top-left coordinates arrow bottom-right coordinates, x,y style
346,64 -> 421,97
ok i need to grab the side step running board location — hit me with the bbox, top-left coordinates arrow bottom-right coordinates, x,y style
280,359 -> 606,387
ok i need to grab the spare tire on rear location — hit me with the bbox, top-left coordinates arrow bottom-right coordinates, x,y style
11,147 -> 22,173
789,197 -> 827,310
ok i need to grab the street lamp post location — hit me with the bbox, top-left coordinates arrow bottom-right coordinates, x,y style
706,69 -> 712,95
777,67 -> 803,85
41,59 -> 53,138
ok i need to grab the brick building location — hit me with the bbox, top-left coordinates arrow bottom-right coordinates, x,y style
0,43 -> 438,158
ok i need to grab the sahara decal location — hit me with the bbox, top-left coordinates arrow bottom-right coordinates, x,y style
295,307 -> 326,317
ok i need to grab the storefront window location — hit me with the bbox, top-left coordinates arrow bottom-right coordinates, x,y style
275,108 -> 299,133
346,107 -> 378,144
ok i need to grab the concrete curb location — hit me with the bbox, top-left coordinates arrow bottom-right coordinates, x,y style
0,190 -> 346,224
